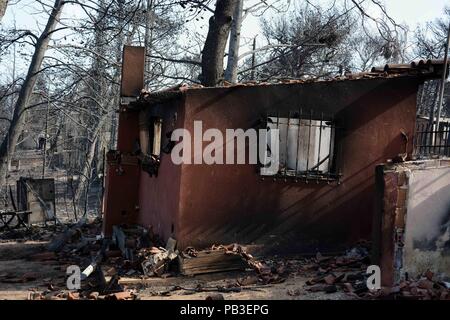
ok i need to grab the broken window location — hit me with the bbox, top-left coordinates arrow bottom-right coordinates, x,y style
261,111 -> 340,181
151,118 -> 163,156
138,111 -> 163,157
138,111 -> 150,155
140,116 -> 163,177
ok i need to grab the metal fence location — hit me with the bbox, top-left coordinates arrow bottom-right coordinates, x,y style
414,120 -> 450,158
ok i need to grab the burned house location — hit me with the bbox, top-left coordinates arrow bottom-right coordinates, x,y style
103,46 -> 449,258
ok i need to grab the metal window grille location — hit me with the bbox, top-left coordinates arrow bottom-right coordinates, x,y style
261,110 -> 341,182
414,120 -> 450,158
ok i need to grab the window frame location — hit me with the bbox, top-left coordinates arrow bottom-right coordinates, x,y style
260,110 -> 341,183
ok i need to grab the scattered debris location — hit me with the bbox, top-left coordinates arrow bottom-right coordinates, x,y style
304,244 -> 371,296
113,224 -> 162,262
141,237 -> 179,276
106,291 -> 132,301
374,270 -> 450,300
237,275 -> 259,286
179,247 -> 247,276
67,291 -> 79,300
88,291 -> 99,300
6,219 -> 450,301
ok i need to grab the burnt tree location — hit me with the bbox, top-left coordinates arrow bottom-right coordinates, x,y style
0,0 -> 65,188
201,0 -> 238,87
0,0 -> 7,20
224,0 -> 243,83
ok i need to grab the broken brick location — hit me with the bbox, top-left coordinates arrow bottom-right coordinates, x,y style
108,291 -> 132,300
418,279 -> 434,290
88,291 -> 99,300
67,292 -> 80,300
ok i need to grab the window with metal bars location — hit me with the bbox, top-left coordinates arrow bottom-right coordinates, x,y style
261,111 -> 340,182
413,119 -> 450,158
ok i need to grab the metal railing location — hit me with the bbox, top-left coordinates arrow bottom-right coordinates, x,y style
414,121 -> 450,158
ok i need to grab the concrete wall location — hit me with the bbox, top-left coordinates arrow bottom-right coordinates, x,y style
403,160 -> 450,280
375,159 -> 450,287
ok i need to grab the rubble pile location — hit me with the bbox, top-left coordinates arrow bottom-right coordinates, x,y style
25,224 -> 270,299
374,270 -> 450,300
302,245 -> 450,300
179,244 -> 247,276
303,246 -> 372,297
209,244 -> 289,284
25,222 -> 200,300
140,238 -> 178,277
4,220 -> 449,300
24,221 -> 143,300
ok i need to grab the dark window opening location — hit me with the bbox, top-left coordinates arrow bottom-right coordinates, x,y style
151,117 -> 163,157
139,114 -> 163,177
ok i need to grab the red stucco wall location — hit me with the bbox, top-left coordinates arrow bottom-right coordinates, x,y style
135,98 -> 185,241
106,76 -> 421,254
175,77 -> 419,253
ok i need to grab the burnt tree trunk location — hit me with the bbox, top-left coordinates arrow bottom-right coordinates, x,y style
0,0 -> 8,20
224,0 -> 243,83
201,0 -> 238,87
0,0 -> 65,187
74,116 -> 105,215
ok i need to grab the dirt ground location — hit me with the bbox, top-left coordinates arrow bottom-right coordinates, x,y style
0,241 -> 65,300
1,221 -> 448,301
131,272 -> 354,300
0,239 -> 354,300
